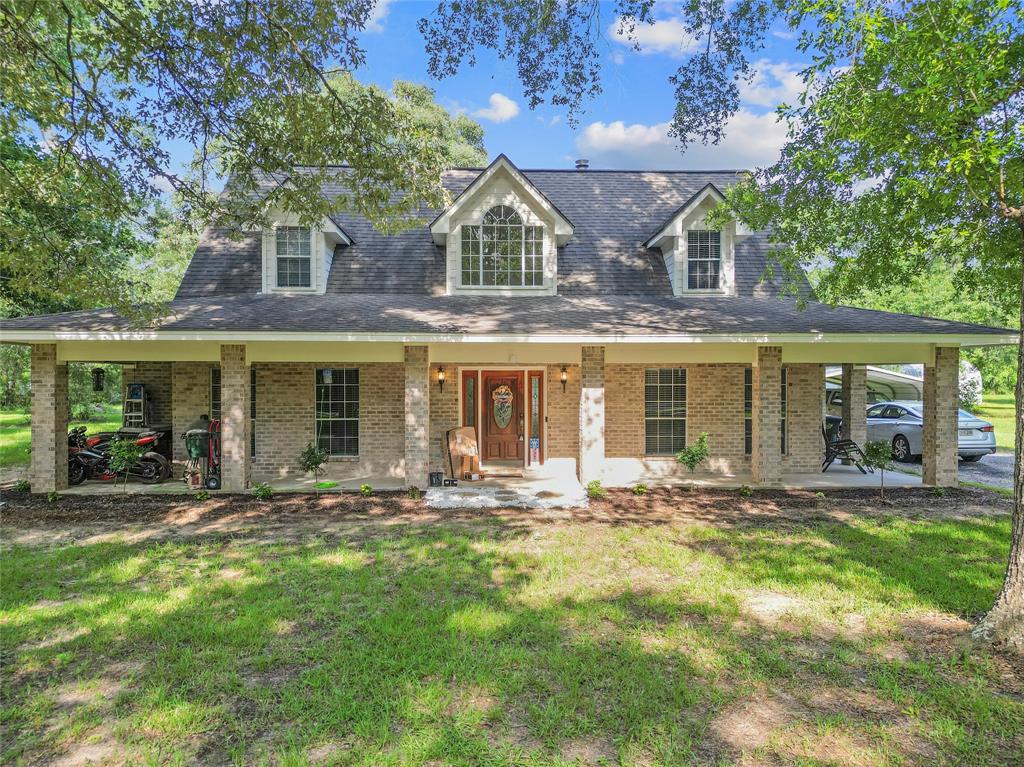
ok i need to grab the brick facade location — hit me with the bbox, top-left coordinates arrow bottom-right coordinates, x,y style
171,362 -> 216,462
219,345 -> 250,491
923,346 -> 959,487
752,346 -> 783,485
404,346 -> 430,488
783,363 -> 825,473
840,364 -> 867,464
30,344 -> 68,492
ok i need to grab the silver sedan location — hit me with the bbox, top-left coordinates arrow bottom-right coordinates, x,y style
865,400 -> 997,462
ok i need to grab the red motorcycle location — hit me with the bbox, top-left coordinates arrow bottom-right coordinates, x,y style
67,426 -> 171,485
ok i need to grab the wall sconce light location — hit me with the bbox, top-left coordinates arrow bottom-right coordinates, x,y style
560,366 -> 568,393
437,367 -> 446,393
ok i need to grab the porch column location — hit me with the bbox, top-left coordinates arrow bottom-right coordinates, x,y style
923,346 -> 959,487
404,345 -> 430,488
840,364 -> 867,462
30,343 -> 68,493
219,344 -> 250,492
752,346 -> 782,485
579,345 -> 605,483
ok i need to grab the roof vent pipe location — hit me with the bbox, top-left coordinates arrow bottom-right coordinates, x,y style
575,158 -> 589,170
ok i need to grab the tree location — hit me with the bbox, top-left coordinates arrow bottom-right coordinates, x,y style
421,0 -> 1023,646
298,442 -> 330,497
0,1 -> 478,310
862,441 -> 894,502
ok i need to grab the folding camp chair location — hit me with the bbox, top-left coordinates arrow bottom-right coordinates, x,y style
822,422 -> 873,474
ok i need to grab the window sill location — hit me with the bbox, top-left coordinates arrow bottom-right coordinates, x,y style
327,455 -> 359,462
680,288 -> 727,295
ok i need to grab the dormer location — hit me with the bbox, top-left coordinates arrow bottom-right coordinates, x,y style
644,184 -> 749,296
431,155 -> 574,296
260,212 -> 352,294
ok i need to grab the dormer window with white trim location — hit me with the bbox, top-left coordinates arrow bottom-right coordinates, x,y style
686,230 -> 721,290
276,226 -> 312,288
461,206 -> 545,287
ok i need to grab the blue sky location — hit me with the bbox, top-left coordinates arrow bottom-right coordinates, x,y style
352,1 -> 806,171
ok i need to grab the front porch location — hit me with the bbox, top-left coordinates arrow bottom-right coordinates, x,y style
23,339 -> 961,499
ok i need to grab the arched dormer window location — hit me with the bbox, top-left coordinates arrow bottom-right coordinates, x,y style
460,205 -> 544,287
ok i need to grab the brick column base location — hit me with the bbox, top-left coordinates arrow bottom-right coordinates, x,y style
923,346 -> 959,487
404,346 -> 430,488
579,346 -> 606,483
30,344 -> 69,493
752,346 -> 782,485
219,344 -> 250,492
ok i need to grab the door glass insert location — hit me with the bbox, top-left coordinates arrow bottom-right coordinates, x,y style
492,384 -> 514,428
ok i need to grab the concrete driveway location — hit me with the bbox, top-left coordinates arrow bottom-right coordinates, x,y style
958,452 -> 1014,490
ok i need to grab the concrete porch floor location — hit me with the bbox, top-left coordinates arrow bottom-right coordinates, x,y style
54,461 -> 921,498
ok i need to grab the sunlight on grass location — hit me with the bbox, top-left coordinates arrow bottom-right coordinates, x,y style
1,514 -> 1021,765
0,406 -> 123,468
976,393 -> 1015,452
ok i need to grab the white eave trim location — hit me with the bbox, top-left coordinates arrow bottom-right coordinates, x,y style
2,329 -> 1016,347
430,154 -> 574,245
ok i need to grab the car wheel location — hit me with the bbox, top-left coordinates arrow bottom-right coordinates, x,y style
891,434 -> 913,462
961,455 -> 984,463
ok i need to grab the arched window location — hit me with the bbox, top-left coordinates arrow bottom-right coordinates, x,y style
461,205 -> 544,286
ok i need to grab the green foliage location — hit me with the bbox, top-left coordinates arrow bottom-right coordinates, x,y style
863,441 -> 895,500
194,490 -> 211,502
933,487 -> 947,498
252,483 -> 274,501
45,491 -> 61,503
106,438 -> 147,493
407,486 -> 422,500
632,483 -> 649,496
585,480 -> 605,499
359,484 -> 373,498
13,479 -> 30,493
676,433 -> 710,473
297,442 -> 329,497
738,485 -> 753,498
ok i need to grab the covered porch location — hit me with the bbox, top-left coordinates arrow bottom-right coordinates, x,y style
19,335 -> 961,502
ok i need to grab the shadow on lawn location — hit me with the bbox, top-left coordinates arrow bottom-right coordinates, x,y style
1,517 -> 1020,766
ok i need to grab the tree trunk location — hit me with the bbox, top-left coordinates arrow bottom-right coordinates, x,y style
974,252 -> 1024,649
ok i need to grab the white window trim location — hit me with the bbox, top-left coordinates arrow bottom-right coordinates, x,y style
313,367 -> 360,460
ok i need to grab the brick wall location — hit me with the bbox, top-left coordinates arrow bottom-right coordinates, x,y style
171,362 -> 216,462
923,346 -> 959,487
546,364 -> 580,461
428,366 -> 459,473
782,363 -> 825,473
123,361 -> 173,426
245,361 -> 404,483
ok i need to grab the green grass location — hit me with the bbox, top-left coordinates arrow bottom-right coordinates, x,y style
2,509 -> 1021,765
976,393 -> 1015,453
0,405 -> 122,468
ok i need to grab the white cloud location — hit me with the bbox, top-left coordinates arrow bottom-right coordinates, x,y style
575,110 -> 788,170
364,0 -> 392,33
472,93 -> 520,123
772,28 -> 797,41
739,60 -> 806,108
608,15 -> 701,58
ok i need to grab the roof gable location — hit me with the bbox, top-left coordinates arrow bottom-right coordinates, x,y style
643,183 -> 727,249
429,155 -> 574,246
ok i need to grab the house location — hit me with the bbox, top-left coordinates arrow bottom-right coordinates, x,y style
1,156 -> 1014,494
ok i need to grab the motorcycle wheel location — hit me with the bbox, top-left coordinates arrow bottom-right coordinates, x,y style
68,461 -> 86,486
137,452 -> 171,484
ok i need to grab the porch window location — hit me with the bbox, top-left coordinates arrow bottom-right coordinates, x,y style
781,367 -> 788,455
686,230 -> 721,290
315,368 -> 359,457
210,367 -> 257,457
276,226 -> 311,288
461,205 -> 544,287
644,368 -> 686,455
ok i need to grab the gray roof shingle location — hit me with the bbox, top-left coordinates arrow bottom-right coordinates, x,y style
2,294 -> 1011,338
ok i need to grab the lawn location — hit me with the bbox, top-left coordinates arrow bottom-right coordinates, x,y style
1,490 -> 1021,766
0,405 -> 122,468
976,393 -> 1015,453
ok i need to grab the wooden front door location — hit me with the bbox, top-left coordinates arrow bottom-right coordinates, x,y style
481,371 -> 524,462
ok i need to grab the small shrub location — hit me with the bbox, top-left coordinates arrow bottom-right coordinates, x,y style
932,487 -> 946,497
13,479 -> 30,493
46,491 -> 61,503
862,440 -> 894,500
407,486 -> 422,500
586,479 -> 605,499
738,485 -> 753,498
297,442 -> 330,497
814,491 -> 826,500
194,489 -> 211,501
360,484 -> 373,497
106,438 -> 147,493
632,483 -> 649,496
252,482 -> 274,501
676,433 -> 710,473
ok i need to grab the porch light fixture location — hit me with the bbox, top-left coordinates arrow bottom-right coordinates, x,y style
437,367 -> 446,393
560,366 -> 568,393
